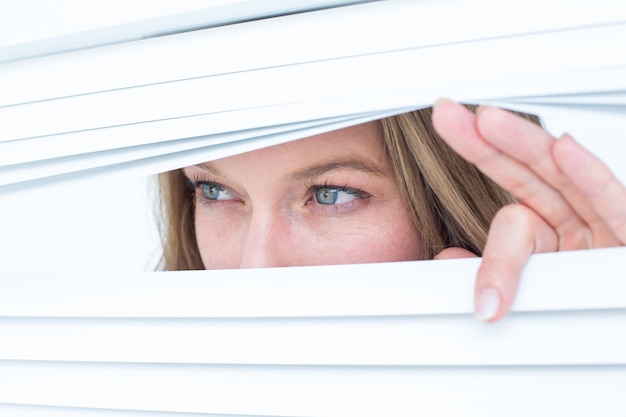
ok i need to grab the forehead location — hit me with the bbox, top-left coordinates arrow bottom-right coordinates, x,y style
206,121 -> 389,175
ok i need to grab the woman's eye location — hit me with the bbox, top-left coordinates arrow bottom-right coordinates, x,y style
201,183 -> 232,201
314,186 -> 362,205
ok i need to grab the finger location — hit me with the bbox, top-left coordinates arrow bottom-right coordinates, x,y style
431,98 -> 494,164
433,100 -> 618,250
554,134 -> 626,244
475,106 -> 618,248
475,204 -> 558,322
433,99 -> 588,248
434,247 -> 478,260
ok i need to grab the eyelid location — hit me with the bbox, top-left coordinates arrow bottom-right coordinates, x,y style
307,182 -> 372,206
307,181 -> 371,195
186,172 -> 225,191
186,173 -> 240,203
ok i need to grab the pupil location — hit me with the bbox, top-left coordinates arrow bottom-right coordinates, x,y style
203,184 -> 220,200
316,187 -> 338,205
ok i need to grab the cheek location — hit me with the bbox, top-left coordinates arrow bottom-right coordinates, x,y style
195,211 -> 245,269
194,204 -> 423,269
295,206 -> 423,266
322,213 -> 422,264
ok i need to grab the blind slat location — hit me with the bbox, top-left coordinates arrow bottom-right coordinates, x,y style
1,361 -> 624,416
1,309 -> 625,366
1,248 -> 624,318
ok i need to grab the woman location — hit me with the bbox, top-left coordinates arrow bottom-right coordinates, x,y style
158,99 -> 626,322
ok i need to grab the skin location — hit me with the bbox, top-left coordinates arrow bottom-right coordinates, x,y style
432,99 -> 626,322
184,98 -> 626,321
183,121 -> 423,269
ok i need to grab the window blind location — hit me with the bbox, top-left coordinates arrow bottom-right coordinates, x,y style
0,248 -> 625,416
1,0 -> 625,415
1,0 -> 625,204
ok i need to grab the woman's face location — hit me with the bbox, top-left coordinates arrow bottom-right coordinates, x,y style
183,121 -> 423,269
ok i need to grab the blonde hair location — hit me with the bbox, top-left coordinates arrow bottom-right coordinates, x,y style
157,106 -> 538,270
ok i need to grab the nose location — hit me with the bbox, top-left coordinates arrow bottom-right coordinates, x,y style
239,209 -> 295,268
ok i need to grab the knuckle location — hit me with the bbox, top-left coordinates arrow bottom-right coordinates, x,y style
493,203 -> 535,228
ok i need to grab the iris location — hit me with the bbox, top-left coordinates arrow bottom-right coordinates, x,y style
202,183 -> 227,200
315,187 -> 339,205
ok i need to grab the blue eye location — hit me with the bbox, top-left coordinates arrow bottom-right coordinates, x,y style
201,183 -> 231,201
316,187 -> 339,205
315,186 -> 366,205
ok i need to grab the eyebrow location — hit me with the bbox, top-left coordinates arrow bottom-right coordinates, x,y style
193,162 -> 225,177
288,159 -> 389,181
192,159 -> 388,181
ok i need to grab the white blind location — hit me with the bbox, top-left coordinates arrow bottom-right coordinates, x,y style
2,0 -> 625,204
1,0 -> 626,415
1,248 -> 625,416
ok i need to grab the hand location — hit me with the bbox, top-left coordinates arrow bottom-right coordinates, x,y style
431,99 -> 626,322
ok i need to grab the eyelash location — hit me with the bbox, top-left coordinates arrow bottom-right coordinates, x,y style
186,175 -> 234,202
306,181 -> 372,203
186,174 -> 209,191
186,174 -> 371,208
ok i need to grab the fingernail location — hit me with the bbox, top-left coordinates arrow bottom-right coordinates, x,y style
475,287 -> 501,322
434,97 -> 451,107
